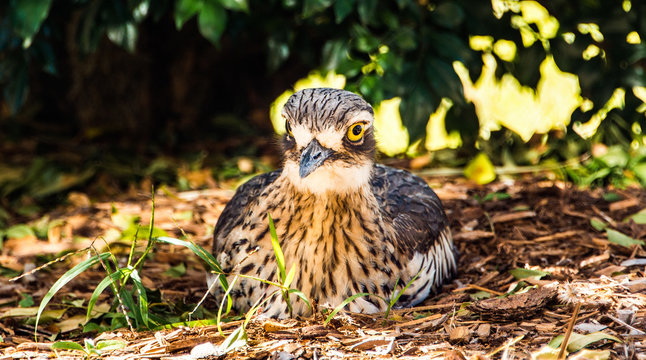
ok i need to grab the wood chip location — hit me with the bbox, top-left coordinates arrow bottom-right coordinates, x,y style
454,230 -> 495,241
580,251 -> 610,268
476,323 -> 491,338
468,285 -> 557,321
449,326 -> 471,342
491,210 -> 536,223
263,320 -> 293,333
609,198 -> 639,212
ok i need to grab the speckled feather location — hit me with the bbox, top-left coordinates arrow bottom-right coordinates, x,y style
209,88 -> 457,318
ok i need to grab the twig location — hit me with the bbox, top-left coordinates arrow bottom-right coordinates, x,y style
453,284 -> 505,296
9,248 -> 89,282
557,302 -> 581,360
605,314 -> 646,335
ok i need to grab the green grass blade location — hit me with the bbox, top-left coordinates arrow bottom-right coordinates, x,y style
284,264 -> 296,288
324,293 -> 371,325
287,289 -> 311,311
87,269 -> 125,321
118,287 -> 141,328
385,271 -> 420,318
217,275 -> 240,336
156,236 -> 232,315
35,252 -> 111,338
129,268 -> 149,327
267,213 -> 285,282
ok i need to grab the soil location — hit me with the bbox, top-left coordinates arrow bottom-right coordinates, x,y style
1,175 -> 645,359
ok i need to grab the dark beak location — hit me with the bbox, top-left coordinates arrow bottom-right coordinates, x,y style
299,139 -> 333,178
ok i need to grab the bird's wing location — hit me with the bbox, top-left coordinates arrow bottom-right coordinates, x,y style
212,170 -> 281,258
371,164 -> 457,303
371,164 -> 450,254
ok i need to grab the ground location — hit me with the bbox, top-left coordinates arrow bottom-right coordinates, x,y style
0,173 -> 645,359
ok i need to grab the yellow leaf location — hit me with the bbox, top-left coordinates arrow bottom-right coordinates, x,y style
573,88 -> 625,139
464,153 -> 496,185
469,35 -> 493,51
493,39 -> 517,61
626,31 -> 641,44
425,98 -> 461,151
373,97 -> 409,157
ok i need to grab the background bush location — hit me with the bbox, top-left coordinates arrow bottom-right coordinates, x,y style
1,0 -> 646,198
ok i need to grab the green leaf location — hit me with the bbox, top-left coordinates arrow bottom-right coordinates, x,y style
268,213 -> 286,282
95,339 -> 128,351
129,269 -> 149,327
288,288 -> 312,310
590,218 -> 607,231
220,0 -> 248,12
597,146 -> 628,168
284,264 -> 296,288
602,192 -> 622,202
198,1 -> 227,46
10,0 -> 53,48
87,270 -> 124,322
566,332 -> 621,352
219,326 -> 248,354
626,208 -> 646,224
163,262 -> 186,277
52,341 -> 85,352
606,229 -> 644,248
333,0 -> 355,23
175,0 -> 203,29
5,224 -> 35,239
634,162 -> 646,184
19,293 -> 34,307
324,293 -> 371,325
510,268 -> 550,280
303,0 -> 333,18
357,0 -> 377,24
430,2 -> 465,29
36,253 -> 111,337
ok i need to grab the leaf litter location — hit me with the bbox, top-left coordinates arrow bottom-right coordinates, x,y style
0,176 -> 645,359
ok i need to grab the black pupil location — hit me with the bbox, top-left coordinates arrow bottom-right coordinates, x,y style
352,125 -> 362,136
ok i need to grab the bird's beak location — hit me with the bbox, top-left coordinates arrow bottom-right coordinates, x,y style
299,139 -> 333,178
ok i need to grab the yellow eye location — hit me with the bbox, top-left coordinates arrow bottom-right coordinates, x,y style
347,122 -> 365,142
285,119 -> 293,137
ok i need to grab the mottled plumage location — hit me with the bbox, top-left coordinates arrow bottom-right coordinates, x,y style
209,88 -> 457,317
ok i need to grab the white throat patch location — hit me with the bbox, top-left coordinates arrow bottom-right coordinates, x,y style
282,161 -> 372,195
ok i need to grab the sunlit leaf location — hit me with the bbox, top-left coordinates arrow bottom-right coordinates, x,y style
626,208 -> 646,224
219,326 -> 248,354
52,341 -> 85,352
590,218 -> 607,231
5,224 -> 35,240
374,97 -> 409,156
175,0 -> 203,29
493,39 -> 517,61
464,153 -> 496,185
573,88 -> 625,139
198,1 -> 227,45
268,213 -> 285,282
10,0 -> 53,48
425,98 -> 461,151
220,0 -> 248,12
96,339 -> 128,351
606,229 -> 644,248
510,268 -> 549,280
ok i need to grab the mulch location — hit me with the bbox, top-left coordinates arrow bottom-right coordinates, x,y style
0,175 -> 645,359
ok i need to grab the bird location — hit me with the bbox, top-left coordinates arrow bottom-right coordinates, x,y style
208,88 -> 457,318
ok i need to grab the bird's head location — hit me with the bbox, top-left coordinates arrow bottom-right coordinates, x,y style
280,88 -> 376,195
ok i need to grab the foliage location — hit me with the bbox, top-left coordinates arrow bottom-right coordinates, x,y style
2,0 -> 646,189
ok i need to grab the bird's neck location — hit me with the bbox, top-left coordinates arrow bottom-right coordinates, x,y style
280,162 -> 373,196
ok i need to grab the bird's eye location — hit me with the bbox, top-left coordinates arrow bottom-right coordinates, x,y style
285,119 -> 294,137
346,122 -> 365,142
